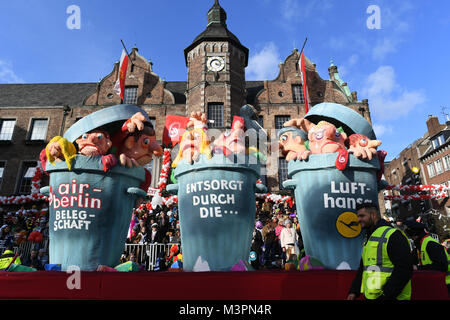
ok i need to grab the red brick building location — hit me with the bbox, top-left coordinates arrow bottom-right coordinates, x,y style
0,0 -> 372,196
382,138 -> 427,220
383,115 -> 450,238
419,116 -> 450,214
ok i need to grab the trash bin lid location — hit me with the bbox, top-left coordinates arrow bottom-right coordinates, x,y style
173,154 -> 261,179
305,102 -> 376,140
64,104 -> 150,142
45,155 -> 145,181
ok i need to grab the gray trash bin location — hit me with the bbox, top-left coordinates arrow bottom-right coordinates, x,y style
167,154 -> 266,271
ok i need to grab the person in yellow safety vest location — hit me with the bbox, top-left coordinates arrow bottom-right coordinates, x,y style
347,203 -> 413,300
404,221 -> 450,297
0,247 -> 21,270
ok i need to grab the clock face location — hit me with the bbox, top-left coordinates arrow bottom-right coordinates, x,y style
207,56 -> 225,72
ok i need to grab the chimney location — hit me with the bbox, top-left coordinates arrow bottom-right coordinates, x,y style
426,115 -> 442,137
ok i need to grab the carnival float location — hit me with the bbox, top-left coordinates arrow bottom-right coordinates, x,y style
35,98 -> 387,271
39,104 -> 161,271
0,103 -> 448,300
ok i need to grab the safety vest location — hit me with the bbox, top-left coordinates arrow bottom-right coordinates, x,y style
361,226 -> 412,300
0,250 -> 21,270
419,235 -> 450,286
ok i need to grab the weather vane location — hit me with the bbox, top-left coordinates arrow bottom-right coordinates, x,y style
440,106 -> 449,121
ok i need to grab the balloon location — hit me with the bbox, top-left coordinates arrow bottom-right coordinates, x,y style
151,192 -> 163,209
27,230 -> 43,243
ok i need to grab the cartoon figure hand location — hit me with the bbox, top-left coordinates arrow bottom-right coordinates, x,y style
192,150 -> 201,162
119,154 -> 140,168
102,154 -> 118,172
285,151 -> 299,162
187,111 -> 207,129
285,150 -> 311,162
47,141 -> 64,161
283,118 -> 314,132
298,150 -> 311,161
347,134 -> 381,161
127,112 -> 147,133
352,145 -> 381,160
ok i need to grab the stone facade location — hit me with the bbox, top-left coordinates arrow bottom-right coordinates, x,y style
0,1 -> 372,196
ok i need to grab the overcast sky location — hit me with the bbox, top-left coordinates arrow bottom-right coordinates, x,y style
1,0 -> 449,161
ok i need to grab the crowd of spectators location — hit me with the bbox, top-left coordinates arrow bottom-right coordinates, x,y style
126,205 -> 181,246
250,198 -> 303,270
122,198 -> 302,270
0,202 -> 50,270
122,204 -> 181,268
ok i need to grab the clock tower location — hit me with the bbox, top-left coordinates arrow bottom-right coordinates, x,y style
184,0 -> 249,128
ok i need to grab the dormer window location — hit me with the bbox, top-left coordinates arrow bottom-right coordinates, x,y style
432,134 -> 445,149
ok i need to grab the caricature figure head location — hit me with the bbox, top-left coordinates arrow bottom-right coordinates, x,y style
278,127 -> 308,159
75,128 -> 112,156
308,121 -> 347,154
119,123 -> 163,166
172,128 -> 212,167
213,116 -> 246,155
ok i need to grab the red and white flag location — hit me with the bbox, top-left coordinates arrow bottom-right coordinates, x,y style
162,115 -> 190,147
114,50 -> 129,100
299,50 -> 310,114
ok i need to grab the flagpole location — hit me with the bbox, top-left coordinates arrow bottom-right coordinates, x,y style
298,37 -> 309,114
120,39 -> 134,67
120,39 -> 148,72
299,37 -> 308,56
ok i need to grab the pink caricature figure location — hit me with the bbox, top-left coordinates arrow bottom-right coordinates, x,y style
307,121 -> 347,154
212,116 -> 246,156
307,121 -> 349,171
171,111 -> 212,167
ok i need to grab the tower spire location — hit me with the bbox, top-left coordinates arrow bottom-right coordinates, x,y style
207,0 -> 227,26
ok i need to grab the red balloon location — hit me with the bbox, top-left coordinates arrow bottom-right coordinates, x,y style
28,230 -> 43,243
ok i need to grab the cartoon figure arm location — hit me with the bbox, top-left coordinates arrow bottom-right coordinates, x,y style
283,117 -> 315,132
119,153 -> 140,168
126,112 -> 147,133
112,112 -> 148,153
187,111 -> 208,131
348,134 -> 381,160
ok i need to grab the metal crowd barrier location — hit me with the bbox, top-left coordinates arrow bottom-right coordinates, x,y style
2,241 -> 178,271
124,243 -> 181,271
2,238 -> 50,260
430,233 -> 440,241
